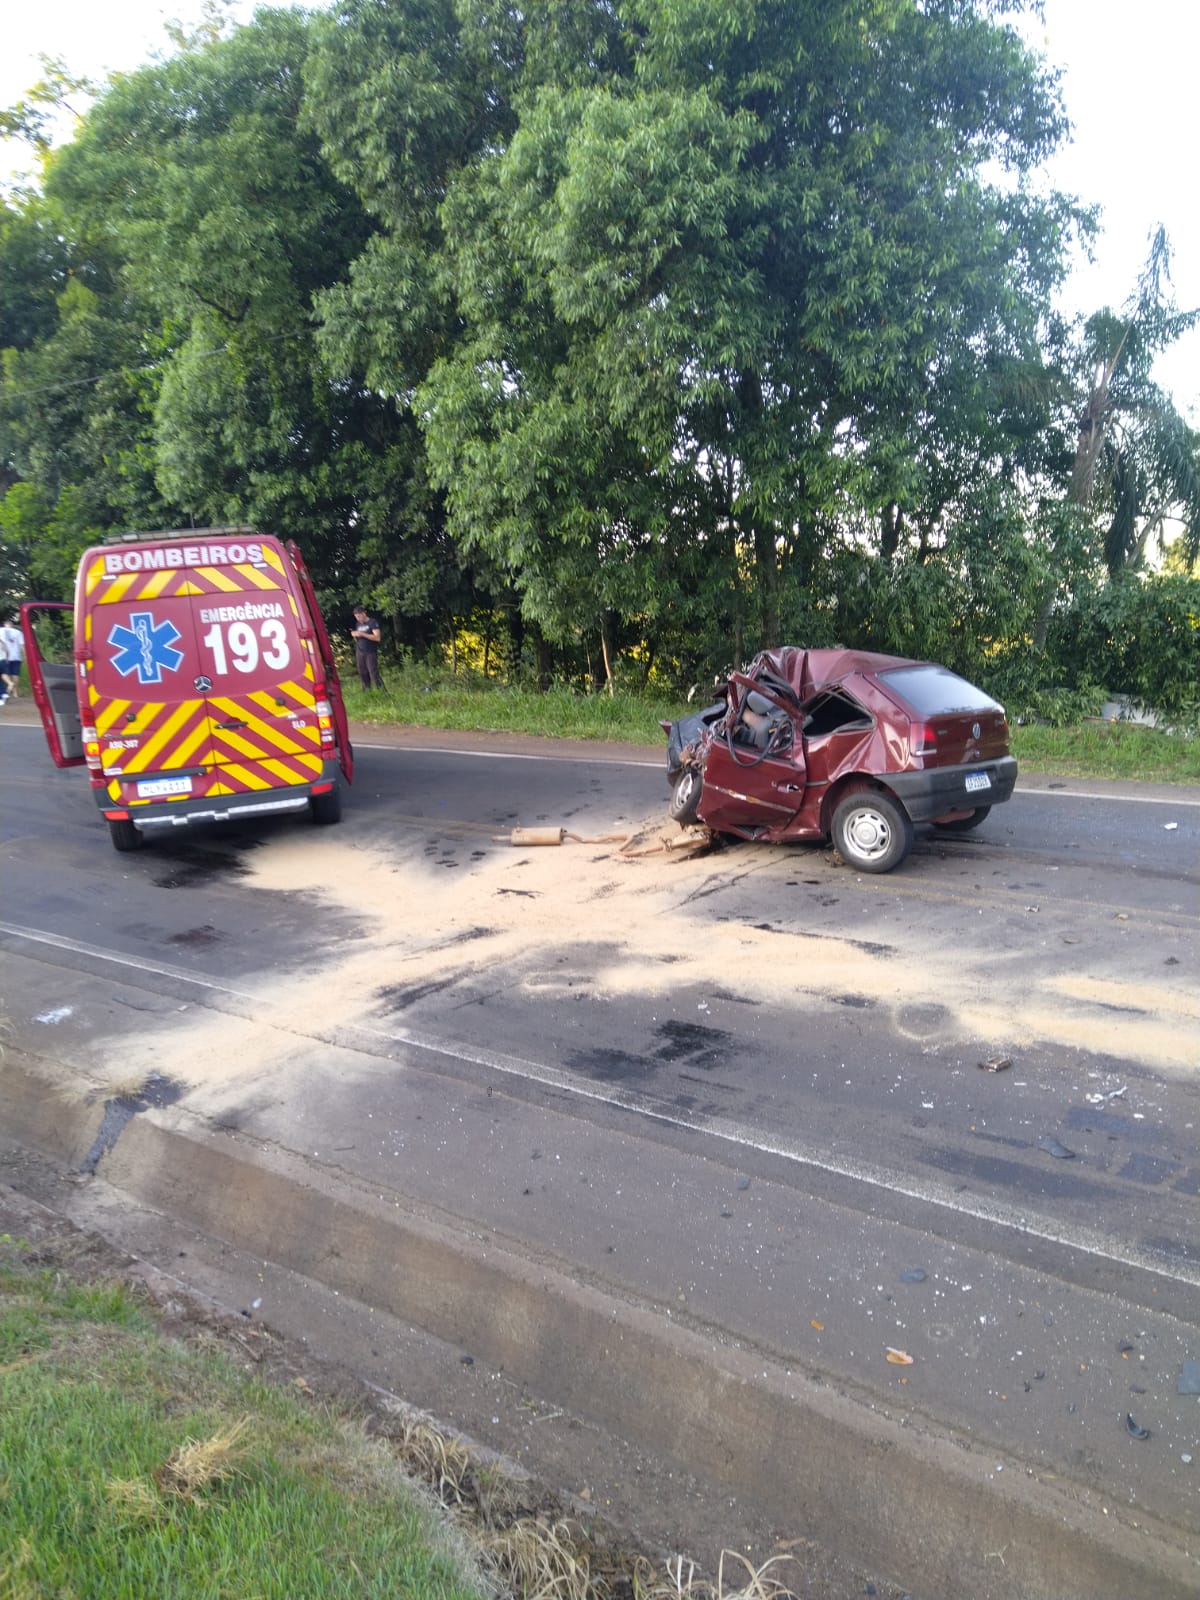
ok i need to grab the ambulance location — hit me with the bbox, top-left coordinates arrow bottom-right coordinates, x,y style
21,527 -> 354,851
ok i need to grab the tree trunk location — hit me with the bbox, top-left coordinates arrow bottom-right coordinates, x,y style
599,612 -> 616,696
880,503 -> 903,560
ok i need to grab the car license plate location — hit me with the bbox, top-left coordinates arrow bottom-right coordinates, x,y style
964,771 -> 991,794
137,775 -> 192,798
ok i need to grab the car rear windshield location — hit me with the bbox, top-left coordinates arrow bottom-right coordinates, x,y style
878,665 -> 1001,716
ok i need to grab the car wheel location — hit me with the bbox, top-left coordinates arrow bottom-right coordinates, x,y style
934,805 -> 991,833
107,816 -> 142,852
309,787 -> 342,826
832,790 -> 913,873
669,767 -> 703,824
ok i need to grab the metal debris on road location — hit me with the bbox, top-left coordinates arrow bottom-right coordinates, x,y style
977,1055 -> 1012,1072
1037,1135 -> 1075,1160
1178,1359 -> 1200,1395
1125,1413 -> 1151,1440
899,1268 -> 927,1283
885,1348 -> 915,1365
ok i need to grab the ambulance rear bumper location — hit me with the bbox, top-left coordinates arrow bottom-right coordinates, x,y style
96,765 -> 341,831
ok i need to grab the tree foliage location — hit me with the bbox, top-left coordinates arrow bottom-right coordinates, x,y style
1,0 -> 1196,711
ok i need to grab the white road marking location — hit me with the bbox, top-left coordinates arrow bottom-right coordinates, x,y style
4,918 -> 1198,1293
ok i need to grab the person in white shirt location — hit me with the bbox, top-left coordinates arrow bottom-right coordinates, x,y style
0,619 -> 25,704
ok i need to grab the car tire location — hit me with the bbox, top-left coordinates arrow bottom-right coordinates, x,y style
107,816 -> 142,852
669,767 -> 703,824
309,787 -> 342,826
934,805 -> 991,833
832,789 -> 913,873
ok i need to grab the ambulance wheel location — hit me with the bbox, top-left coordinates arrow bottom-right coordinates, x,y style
309,787 -> 342,826
107,817 -> 142,852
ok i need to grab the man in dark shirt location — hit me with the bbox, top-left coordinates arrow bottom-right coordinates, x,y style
351,606 -> 385,689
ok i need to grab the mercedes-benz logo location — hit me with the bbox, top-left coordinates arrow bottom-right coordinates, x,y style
194,674 -> 213,693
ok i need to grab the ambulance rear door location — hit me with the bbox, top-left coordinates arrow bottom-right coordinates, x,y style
20,601 -> 83,767
287,538 -> 353,783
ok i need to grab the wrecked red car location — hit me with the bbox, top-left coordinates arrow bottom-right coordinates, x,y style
663,646 -> 1017,873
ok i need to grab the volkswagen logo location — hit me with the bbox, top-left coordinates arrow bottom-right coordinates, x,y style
194,674 -> 213,693
971,721 -> 981,739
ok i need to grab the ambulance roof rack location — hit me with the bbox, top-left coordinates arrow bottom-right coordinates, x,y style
101,525 -> 259,546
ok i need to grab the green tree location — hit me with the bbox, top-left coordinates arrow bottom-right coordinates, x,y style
1070,227 -> 1200,574
310,0 -> 1082,677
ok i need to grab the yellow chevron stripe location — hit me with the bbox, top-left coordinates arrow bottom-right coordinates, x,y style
219,762 -> 273,791
208,699 -> 305,756
168,718 -> 212,769
85,557 -> 109,596
211,725 -> 272,762
125,700 -> 203,773
237,561 -> 282,592
259,755 -> 319,785
194,566 -> 243,593
176,580 -> 202,597
96,698 -> 139,734
96,574 -> 137,605
134,570 -> 174,601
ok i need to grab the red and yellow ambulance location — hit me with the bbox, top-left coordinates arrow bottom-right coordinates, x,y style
22,527 -> 354,851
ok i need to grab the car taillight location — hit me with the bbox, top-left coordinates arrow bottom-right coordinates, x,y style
911,721 -> 938,756
315,699 -> 334,747
83,725 -> 101,772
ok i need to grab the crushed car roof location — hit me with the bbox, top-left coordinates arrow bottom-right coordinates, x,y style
749,646 -> 918,699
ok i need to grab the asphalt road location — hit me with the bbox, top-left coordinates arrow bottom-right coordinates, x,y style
3,715 -> 1199,1583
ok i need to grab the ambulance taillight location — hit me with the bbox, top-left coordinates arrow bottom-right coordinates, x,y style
315,700 -> 335,750
82,726 -> 102,773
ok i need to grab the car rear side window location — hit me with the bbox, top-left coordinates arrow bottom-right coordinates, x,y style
879,666 -> 1001,716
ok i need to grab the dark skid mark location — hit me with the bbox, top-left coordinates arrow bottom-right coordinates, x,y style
1065,1104 -> 1163,1143
918,1144 -> 1111,1202
376,976 -> 462,1011
653,1019 -> 732,1066
168,924 -> 222,947
1141,1235 -> 1194,1263
1118,1152 -> 1180,1187
707,985 -> 759,1005
152,841 -> 254,889
751,924 -> 894,958
566,1047 -> 651,1083
78,1072 -> 184,1175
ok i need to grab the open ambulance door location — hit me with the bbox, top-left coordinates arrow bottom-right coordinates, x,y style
20,601 -> 84,767
285,540 -> 353,783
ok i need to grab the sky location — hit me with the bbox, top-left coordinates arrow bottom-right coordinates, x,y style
1,0 -> 1197,418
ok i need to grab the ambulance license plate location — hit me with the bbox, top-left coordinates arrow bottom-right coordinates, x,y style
137,775 -> 192,798
964,771 -> 991,794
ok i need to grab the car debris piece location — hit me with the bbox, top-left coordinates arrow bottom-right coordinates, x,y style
977,1055 -> 1012,1072
885,1348 -> 915,1365
493,826 -> 628,846
1178,1359 -> 1200,1395
1125,1413 -> 1151,1440
899,1269 -> 927,1283
1037,1135 -> 1075,1160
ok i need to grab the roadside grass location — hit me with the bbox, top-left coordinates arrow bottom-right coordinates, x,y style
342,670 -> 676,744
340,667 -> 1200,783
0,1239 -> 490,1600
1010,720 -> 1200,783
0,1236 -> 799,1600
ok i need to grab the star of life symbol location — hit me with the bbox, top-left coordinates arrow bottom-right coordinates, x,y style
108,611 -> 185,685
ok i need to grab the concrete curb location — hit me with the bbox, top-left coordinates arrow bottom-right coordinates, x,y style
2,1048 -> 1195,1600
